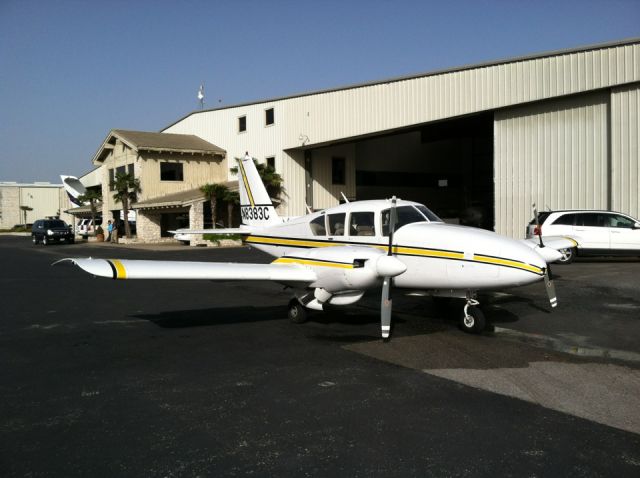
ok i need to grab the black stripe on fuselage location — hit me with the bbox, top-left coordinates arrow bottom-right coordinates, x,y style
246,234 -> 543,276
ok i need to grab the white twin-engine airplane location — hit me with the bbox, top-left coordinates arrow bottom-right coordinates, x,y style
57,154 -> 571,339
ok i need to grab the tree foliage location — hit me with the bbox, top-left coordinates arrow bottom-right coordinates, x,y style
200,183 -> 229,229
78,188 -> 102,236
111,172 -> 141,238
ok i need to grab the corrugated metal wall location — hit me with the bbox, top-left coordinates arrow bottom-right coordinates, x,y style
611,84 -> 640,219
495,92 -> 609,238
164,41 -> 639,217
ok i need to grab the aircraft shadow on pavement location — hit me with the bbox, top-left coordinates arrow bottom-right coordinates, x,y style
133,305 -> 285,328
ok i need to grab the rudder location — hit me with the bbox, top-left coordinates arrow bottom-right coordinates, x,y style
237,153 -> 282,226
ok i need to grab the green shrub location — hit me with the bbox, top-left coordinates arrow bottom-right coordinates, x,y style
202,233 -> 242,244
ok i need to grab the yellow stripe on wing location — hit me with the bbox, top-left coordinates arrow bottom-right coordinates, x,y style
110,259 -> 127,279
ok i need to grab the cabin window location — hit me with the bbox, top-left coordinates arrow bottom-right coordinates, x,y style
238,115 -> 247,132
381,206 -> 427,236
265,108 -> 274,126
349,212 -> 375,236
332,157 -> 345,185
328,213 -> 345,236
160,162 -> 183,181
309,215 -> 326,236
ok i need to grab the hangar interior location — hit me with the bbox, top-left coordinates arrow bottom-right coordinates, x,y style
306,113 -> 494,229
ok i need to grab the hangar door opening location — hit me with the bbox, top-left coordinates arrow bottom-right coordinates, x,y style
355,113 -> 494,229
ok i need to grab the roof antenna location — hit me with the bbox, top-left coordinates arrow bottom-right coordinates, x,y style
197,83 -> 205,109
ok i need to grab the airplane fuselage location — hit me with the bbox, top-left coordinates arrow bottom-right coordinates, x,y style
241,199 -> 547,293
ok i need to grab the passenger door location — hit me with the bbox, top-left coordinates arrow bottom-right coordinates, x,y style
606,213 -> 640,251
572,213 -> 610,250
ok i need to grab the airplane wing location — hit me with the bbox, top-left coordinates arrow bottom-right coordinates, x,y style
54,258 -> 317,282
170,227 -> 252,235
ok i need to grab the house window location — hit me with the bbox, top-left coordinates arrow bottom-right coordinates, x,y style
238,115 -> 246,132
265,108 -> 274,126
266,156 -> 275,170
127,163 -> 134,177
160,162 -> 183,181
332,157 -> 345,185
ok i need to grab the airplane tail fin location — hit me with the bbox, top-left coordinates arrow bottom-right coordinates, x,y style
236,153 -> 282,227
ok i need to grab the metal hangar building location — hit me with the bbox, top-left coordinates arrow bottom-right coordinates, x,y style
163,39 -> 640,238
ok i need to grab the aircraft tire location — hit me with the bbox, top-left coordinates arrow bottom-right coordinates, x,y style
288,299 -> 308,324
460,306 -> 485,334
557,247 -> 576,264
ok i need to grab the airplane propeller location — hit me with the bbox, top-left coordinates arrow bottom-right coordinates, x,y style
533,203 -> 558,308
380,196 -> 399,339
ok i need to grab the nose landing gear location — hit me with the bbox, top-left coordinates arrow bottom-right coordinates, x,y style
459,296 -> 486,334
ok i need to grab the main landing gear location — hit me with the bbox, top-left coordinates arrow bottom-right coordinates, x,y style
288,298 -> 308,324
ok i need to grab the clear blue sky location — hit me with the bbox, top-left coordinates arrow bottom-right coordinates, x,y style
1,0 -> 638,183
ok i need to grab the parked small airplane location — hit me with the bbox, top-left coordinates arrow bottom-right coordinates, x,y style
57,154 -> 571,339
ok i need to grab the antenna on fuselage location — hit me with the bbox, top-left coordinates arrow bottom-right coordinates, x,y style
340,192 -> 349,203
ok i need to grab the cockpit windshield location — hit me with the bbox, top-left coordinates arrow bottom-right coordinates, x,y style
414,204 -> 441,222
382,205 -> 439,236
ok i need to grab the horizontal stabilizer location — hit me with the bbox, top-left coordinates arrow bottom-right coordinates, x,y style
54,258 -> 317,282
171,227 -> 252,235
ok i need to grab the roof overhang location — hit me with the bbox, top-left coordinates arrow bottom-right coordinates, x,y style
92,129 -> 226,165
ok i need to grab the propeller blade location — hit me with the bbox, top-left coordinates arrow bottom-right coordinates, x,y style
533,202 -> 545,248
544,266 -> 557,308
381,277 -> 392,338
387,196 -> 397,256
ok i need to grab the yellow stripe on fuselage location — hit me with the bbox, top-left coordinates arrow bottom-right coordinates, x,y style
248,235 -> 543,276
111,259 -> 127,279
473,254 -> 543,275
273,257 -> 354,269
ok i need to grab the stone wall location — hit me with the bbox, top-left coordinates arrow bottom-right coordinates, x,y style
135,211 -> 162,243
188,201 -> 206,246
0,187 -> 20,229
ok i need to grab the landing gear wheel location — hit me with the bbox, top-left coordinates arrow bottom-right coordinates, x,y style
460,305 -> 486,334
288,299 -> 308,324
557,247 -> 576,264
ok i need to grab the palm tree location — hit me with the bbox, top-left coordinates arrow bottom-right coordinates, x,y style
78,188 -> 102,235
223,190 -> 240,227
200,183 -> 229,228
111,172 -> 141,238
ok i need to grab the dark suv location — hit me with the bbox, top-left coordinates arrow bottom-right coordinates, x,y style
32,219 -> 75,245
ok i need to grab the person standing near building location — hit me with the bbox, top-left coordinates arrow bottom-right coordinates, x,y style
111,219 -> 119,243
106,220 -> 113,242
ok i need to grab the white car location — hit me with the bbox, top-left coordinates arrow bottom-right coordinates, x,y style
526,210 -> 640,263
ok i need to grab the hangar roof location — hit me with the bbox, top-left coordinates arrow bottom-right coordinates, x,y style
166,37 -> 640,127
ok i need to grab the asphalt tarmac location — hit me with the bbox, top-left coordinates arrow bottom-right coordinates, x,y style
1,235 -> 639,477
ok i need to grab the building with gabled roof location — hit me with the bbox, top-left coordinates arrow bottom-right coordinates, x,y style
91,129 -> 228,242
